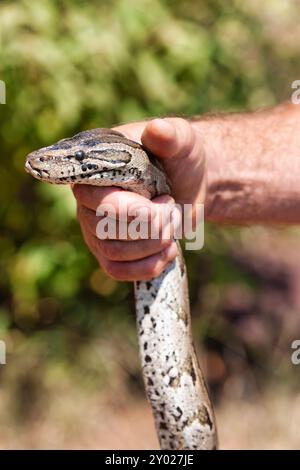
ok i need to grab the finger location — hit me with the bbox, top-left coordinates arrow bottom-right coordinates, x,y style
77,205 -> 173,266
77,203 -> 176,241
77,202 -> 149,242
72,184 -> 155,216
141,117 -> 196,160
93,237 -> 173,262
73,183 -> 174,217
73,185 -> 126,212
99,241 -> 178,281
76,195 -> 176,240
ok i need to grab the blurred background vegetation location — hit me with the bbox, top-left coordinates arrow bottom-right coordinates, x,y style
1,0 -> 300,449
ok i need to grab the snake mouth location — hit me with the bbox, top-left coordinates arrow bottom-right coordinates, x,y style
25,160 -> 50,179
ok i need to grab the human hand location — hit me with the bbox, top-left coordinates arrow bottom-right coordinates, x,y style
72,117 -> 206,281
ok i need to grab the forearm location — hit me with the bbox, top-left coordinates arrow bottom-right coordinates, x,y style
192,102 -> 300,224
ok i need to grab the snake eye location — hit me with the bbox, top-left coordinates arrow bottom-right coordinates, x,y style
75,150 -> 85,161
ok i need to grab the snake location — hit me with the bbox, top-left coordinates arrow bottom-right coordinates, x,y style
25,128 -> 218,450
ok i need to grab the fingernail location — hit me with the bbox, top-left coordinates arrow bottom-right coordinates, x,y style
163,241 -> 178,260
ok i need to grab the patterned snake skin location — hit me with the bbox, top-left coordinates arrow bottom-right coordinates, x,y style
25,128 -> 218,450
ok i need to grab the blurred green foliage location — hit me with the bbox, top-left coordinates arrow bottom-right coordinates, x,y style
1,0 -> 300,427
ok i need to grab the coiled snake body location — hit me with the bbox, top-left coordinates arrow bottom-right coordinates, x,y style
25,128 -> 217,450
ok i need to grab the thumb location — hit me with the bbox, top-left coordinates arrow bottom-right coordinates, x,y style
141,117 -> 196,161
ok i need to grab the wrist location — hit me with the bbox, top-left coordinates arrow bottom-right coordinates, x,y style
190,115 -> 230,221
189,104 -> 300,225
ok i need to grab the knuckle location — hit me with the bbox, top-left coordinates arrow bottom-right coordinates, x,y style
173,118 -> 195,158
73,185 -> 89,202
147,260 -> 164,279
176,117 -> 189,129
160,247 -> 170,262
160,238 -> 173,250
151,265 -> 163,279
77,204 -> 92,225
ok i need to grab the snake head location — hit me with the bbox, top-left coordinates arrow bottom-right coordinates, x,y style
25,128 -> 141,184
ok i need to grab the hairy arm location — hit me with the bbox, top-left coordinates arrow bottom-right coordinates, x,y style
73,103 -> 300,281
195,102 -> 300,224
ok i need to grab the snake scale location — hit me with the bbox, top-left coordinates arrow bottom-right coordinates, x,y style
25,128 -> 218,450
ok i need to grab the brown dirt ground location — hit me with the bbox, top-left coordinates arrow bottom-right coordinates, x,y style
1,390 -> 300,449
